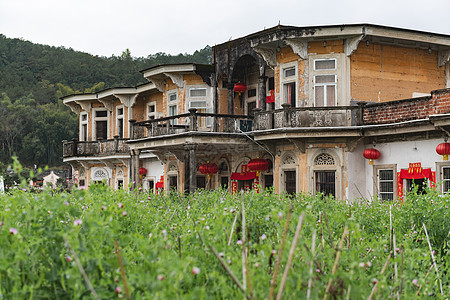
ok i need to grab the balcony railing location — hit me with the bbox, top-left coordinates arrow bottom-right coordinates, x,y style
63,137 -> 130,158
130,108 -> 254,139
253,104 -> 364,130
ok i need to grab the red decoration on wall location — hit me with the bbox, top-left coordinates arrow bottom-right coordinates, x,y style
266,89 -> 275,103
436,142 -> 450,161
397,163 -> 436,202
231,181 -> 238,194
363,148 -> 380,165
247,158 -> 269,177
199,162 -> 218,179
233,82 -> 247,96
139,168 -> 147,176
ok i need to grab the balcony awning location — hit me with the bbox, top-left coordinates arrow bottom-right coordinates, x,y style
230,172 -> 256,181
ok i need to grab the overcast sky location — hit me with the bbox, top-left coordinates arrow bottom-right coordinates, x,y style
1,0 -> 450,58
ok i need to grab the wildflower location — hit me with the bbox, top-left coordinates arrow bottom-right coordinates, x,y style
115,286 -> 122,294
230,208 -> 236,213
277,212 -> 283,220
271,249 -> 277,255
149,233 -> 153,238
227,259 -> 232,265
260,234 -> 267,240
73,219 -> 82,226
316,268 -> 321,273
64,201 -> 69,206
254,263 -> 261,268
359,262 -> 365,268
205,225 -> 210,230
186,205 -> 190,210
412,279 -> 418,286
218,252 -> 224,257
118,203 -> 123,208
191,267 -> 200,275
372,278 -> 378,285
66,255 -> 72,262
157,275 -> 165,281
237,240 -> 243,245
365,262 -> 372,267
101,206 -> 107,210
122,211 -> 127,216
224,207 -> 228,211
9,228 -> 18,235
395,248 -> 400,253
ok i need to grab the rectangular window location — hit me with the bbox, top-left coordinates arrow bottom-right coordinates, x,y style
147,102 -> 157,120
189,88 -> 207,97
284,67 -> 296,78
378,169 -> 394,201
94,109 -> 108,140
285,171 -> 296,194
116,106 -> 124,139
247,89 -> 257,98
169,93 -> 177,102
315,171 -> 336,197
314,75 -> 336,107
314,59 -> 336,70
80,113 -> 88,141
268,77 -> 275,90
284,82 -> 296,107
443,167 -> 450,193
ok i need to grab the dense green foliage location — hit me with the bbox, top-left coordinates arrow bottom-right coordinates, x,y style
0,34 -> 211,168
0,187 -> 449,299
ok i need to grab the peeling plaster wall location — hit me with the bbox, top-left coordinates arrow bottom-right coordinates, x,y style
351,43 -> 445,102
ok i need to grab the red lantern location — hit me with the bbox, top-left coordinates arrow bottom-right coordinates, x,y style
436,142 -> 450,161
139,167 -> 147,176
363,148 -> 380,165
233,82 -> 247,96
247,158 -> 269,177
199,162 -> 218,179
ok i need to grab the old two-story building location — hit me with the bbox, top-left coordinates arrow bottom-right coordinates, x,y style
63,24 -> 450,201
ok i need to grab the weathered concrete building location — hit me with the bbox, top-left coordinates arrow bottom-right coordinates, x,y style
63,24 -> 450,201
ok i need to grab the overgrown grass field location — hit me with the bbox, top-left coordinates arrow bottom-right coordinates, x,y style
0,185 -> 449,299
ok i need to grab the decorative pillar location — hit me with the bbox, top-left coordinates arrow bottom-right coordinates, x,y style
184,143 -> 197,193
259,76 -> 267,111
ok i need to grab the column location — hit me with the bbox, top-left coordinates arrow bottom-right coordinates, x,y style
227,85 -> 234,115
130,149 -> 140,190
259,75 -> 267,111
184,143 -> 197,193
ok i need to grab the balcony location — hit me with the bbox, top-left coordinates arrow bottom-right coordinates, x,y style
253,104 -> 364,131
130,108 -> 254,140
63,137 -> 130,158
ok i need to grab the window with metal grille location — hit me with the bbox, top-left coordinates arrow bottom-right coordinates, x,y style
442,167 -> 450,193
378,169 -> 394,201
315,171 -> 335,197
284,171 -> 296,194
247,89 -> 257,98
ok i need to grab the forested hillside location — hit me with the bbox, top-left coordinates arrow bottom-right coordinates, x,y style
0,34 -> 211,170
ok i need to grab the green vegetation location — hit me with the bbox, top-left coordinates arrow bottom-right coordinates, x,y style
0,34 -> 211,168
0,187 -> 448,299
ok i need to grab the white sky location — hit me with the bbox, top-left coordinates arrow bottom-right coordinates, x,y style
1,0 -> 450,58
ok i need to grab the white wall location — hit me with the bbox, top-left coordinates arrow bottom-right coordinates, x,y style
142,156 -> 164,191
348,138 -> 445,201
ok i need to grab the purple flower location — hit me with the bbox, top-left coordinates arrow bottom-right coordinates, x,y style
73,219 -> 82,226
9,227 -> 18,235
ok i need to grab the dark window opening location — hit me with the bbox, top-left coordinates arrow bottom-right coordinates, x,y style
247,101 -> 256,117
82,124 -> 87,141
96,121 -> 107,140
248,89 -> 257,98
284,82 -> 296,107
268,77 -> 275,90
117,180 -> 123,189
315,171 -> 335,197
117,118 -> 123,139
197,176 -> 206,189
148,180 -> 154,191
220,176 -> 229,189
169,176 -> 178,191
265,174 -> 273,190
285,171 -> 296,195
79,179 -> 85,187
407,178 -> 427,195
96,110 -> 107,118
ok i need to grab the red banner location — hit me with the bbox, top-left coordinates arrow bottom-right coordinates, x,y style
266,90 -> 275,103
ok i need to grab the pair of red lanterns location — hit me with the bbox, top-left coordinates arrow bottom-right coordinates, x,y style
199,158 -> 269,178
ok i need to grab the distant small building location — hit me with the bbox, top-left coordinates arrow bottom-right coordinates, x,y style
43,171 -> 60,189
